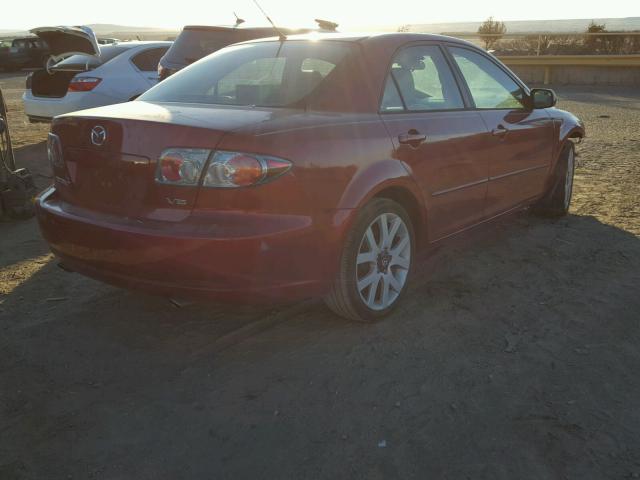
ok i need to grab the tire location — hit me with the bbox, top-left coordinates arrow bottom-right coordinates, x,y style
324,198 -> 415,322
532,142 -> 575,217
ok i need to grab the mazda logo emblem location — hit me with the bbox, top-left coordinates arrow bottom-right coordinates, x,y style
91,125 -> 107,146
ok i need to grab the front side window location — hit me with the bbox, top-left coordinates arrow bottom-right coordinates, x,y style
140,41 -> 355,108
381,45 -> 463,112
449,47 -> 526,109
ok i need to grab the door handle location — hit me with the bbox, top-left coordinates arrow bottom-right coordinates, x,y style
491,125 -> 509,137
398,129 -> 427,147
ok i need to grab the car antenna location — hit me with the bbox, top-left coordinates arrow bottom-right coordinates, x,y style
233,12 -> 245,27
252,0 -> 286,41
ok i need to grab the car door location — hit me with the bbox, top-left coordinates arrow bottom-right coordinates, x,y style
380,43 -> 492,241
131,47 -> 169,87
447,46 -> 555,217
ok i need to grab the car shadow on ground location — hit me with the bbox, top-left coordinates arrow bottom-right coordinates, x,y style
12,141 -> 49,180
2,199 -> 640,477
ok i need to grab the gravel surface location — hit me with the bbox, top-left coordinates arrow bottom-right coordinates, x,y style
1,73 -> 639,479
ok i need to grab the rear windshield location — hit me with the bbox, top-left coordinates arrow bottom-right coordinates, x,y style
140,40 -> 355,108
52,45 -> 130,70
163,28 -> 269,66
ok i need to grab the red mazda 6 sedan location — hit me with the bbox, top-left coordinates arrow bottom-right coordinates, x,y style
37,33 -> 584,321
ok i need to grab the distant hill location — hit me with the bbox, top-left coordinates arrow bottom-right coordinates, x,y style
85,24 -> 177,36
0,29 -> 28,37
405,17 -> 640,34
0,24 -> 179,41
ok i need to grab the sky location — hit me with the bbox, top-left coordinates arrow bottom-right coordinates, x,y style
0,0 -> 638,31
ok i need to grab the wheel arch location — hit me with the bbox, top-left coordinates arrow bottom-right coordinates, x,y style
371,185 -> 425,246
337,159 -> 427,245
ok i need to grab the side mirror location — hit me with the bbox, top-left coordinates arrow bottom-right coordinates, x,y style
531,88 -> 557,109
0,117 -> 5,135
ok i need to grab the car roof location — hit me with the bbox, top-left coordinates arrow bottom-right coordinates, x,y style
184,25 -> 277,31
106,41 -> 172,49
239,31 -> 477,49
181,24 -> 324,33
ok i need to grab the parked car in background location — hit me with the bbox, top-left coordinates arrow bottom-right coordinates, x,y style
0,36 -> 49,71
158,19 -> 338,80
23,27 -> 170,122
37,33 -> 584,322
97,38 -> 120,45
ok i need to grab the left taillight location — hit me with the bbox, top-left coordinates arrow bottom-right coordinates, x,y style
68,77 -> 102,92
47,133 -> 63,169
155,149 -> 210,186
155,149 -> 292,188
47,132 -> 69,182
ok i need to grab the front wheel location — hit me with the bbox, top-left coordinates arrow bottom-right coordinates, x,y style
324,198 -> 415,322
532,142 -> 575,217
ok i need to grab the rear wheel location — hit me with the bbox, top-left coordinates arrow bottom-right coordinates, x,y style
324,198 -> 415,322
532,142 -> 575,217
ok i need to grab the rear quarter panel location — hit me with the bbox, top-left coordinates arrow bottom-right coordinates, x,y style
207,112 -> 419,215
206,112 -> 422,284
92,51 -> 146,101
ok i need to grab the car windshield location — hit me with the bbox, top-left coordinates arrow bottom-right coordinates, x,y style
52,45 -> 130,70
140,40 -> 355,108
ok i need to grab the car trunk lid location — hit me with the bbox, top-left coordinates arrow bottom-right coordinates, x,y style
30,26 -> 100,60
50,101 -> 284,219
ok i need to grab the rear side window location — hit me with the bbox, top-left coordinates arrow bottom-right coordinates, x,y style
381,45 -> 463,112
131,47 -> 169,71
449,47 -> 526,109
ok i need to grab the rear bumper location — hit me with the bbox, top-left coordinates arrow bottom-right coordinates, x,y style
22,90 -> 114,120
36,187 -> 352,303
27,114 -> 52,123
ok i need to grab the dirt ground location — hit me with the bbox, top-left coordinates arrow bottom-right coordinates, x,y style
1,71 -> 639,479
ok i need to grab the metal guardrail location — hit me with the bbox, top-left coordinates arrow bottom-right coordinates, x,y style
497,54 -> 640,84
449,32 -> 640,58
431,32 -> 640,85
453,32 -> 640,37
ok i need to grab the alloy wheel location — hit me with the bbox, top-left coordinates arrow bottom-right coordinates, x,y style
356,213 -> 411,310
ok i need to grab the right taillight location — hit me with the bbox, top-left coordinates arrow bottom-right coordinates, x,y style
158,64 -> 171,81
203,151 -> 292,188
155,149 -> 292,188
68,77 -> 102,92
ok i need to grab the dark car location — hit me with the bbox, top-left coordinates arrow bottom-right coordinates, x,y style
37,33 -> 584,322
0,36 -> 49,71
158,20 -> 338,80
